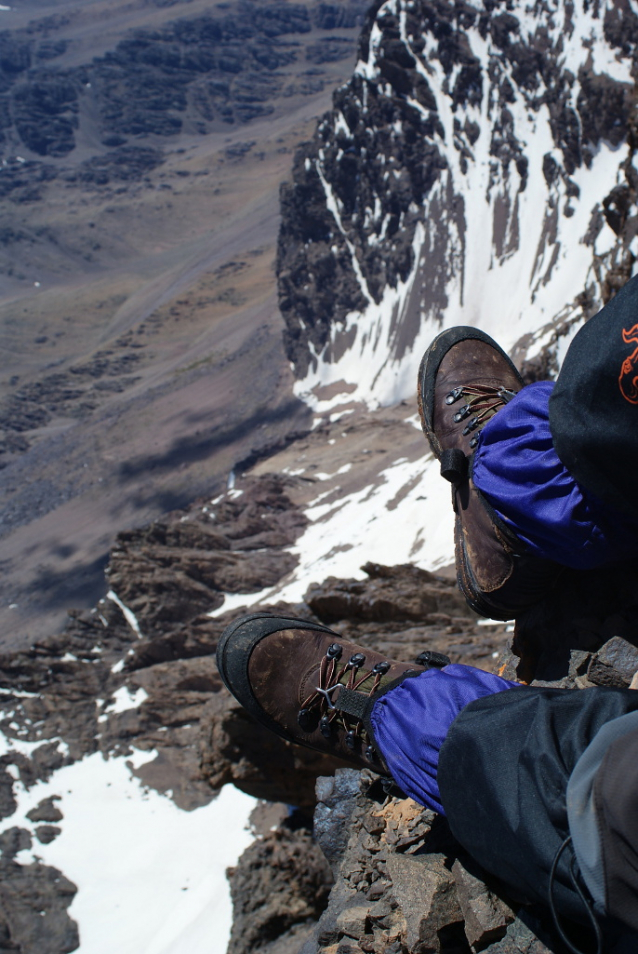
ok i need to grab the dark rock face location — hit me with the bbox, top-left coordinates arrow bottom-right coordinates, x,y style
277,0 -> 638,381
227,818 -> 334,954
0,0 -> 370,160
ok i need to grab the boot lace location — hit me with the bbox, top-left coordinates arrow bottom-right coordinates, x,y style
445,384 -> 517,447
296,643 -> 390,758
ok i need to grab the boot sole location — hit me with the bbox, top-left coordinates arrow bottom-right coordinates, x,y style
216,613 -> 340,748
417,325 -> 523,459
455,516 -> 516,621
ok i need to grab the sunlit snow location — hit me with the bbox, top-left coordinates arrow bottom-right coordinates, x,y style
299,0 -> 635,415
2,738 -> 256,954
107,590 -> 143,638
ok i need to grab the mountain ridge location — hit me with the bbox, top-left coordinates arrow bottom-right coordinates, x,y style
2,1 -> 638,952
278,0 -> 638,411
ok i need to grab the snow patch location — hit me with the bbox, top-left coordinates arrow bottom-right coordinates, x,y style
0,741 -> 256,954
104,686 -> 149,716
107,591 -> 143,638
247,453 -> 455,607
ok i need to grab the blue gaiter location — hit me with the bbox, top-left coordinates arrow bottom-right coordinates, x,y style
370,665 -> 518,814
472,381 -> 638,569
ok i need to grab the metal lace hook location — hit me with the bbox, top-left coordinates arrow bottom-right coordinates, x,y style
314,684 -> 342,710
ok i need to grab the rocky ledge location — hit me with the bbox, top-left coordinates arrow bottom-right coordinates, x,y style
1,471 -> 638,952
227,554 -> 638,954
0,471 -> 506,953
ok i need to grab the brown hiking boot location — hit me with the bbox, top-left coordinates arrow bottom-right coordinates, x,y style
216,613 -> 441,772
418,327 -> 560,620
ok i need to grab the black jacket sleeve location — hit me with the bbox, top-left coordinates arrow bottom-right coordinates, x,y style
437,685 -> 638,928
549,274 -> 638,517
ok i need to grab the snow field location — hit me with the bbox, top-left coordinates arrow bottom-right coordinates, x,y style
209,448 -> 455,615
2,736 -> 256,954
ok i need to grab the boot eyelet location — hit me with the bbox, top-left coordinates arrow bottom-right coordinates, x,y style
327,643 -> 342,660
372,661 -> 390,675
445,387 -> 464,405
365,745 -> 376,761
320,715 -> 332,738
462,417 -> 479,435
348,653 -> 366,668
453,405 -> 470,423
345,730 -> 357,750
297,708 -> 318,732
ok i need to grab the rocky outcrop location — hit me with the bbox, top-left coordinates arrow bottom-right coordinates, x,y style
0,467 -> 511,954
2,466 -> 638,952
291,619 -> 638,954
223,554 -> 638,954
227,812 -> 334,954
0,0 -> 369,160
299,768 -> 569,954
277,0 -> 638,397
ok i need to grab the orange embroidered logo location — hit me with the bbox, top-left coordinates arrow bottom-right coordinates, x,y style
619,324 -> 638,404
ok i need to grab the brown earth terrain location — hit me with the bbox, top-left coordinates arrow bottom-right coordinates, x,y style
0,0 -> 369,646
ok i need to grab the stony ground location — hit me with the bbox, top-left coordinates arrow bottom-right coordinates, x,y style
2,469 -> 638,952
0,0 -> 368,644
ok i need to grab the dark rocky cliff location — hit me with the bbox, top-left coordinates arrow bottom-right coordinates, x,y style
277,0 -> 638,389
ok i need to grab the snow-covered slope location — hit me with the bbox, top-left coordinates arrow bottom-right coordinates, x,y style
278,0 -> 638,413
1,732 -> 255,954
4,3 -> 638,953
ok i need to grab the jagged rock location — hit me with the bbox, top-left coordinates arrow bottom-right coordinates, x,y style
0,828 -> 31,860
336,905 -> 371,939
314,770 -> 361,874
587,636 -> 638,688
227,820 -> 334,954
481,915 -> 555,954
107,474 -> 307,633
306,563 -> 472,624
307,758 -> 623,954
387,852 -> 465,953
452,858 -> 515,951
0,858 -> 78,954
309,774 -> 471,954
34,826 -> 61,846
304,562 -> 499,671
